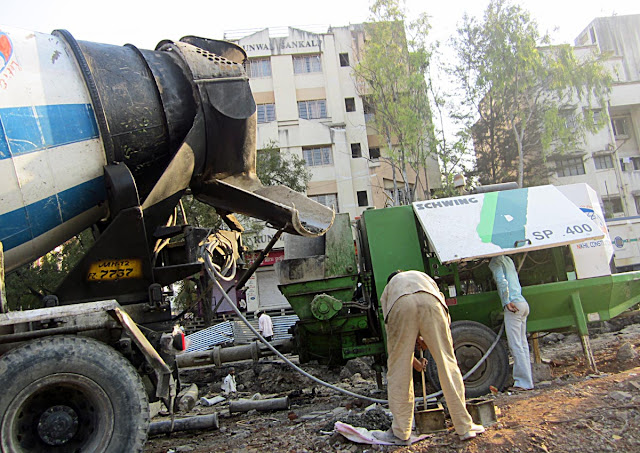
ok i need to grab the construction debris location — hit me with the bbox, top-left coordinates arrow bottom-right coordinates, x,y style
200,396 -> 226,407
148,413 -> 219,436
145,315 -> 640,453
229,396 -> 290,414
177,384 -> 199,412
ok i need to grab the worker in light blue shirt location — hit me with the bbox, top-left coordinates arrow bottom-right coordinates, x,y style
489,255 -> 534,390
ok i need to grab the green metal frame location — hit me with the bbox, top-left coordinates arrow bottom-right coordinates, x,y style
279,204 -> 640,366
292,313 -> 384,365
361,205 -> 640,336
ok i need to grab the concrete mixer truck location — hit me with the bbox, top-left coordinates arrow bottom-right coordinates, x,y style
0,26 -> 334,452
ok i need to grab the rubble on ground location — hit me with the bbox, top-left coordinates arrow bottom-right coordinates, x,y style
145,312 -> 640,453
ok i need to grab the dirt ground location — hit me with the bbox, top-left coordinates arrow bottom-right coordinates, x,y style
144,313 -> 640,453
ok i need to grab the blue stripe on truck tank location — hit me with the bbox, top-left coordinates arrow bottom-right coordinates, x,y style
0,176 -> 105,251
0,104 -> 99,158
0,26 -> 109,271
0,102 -> 106,252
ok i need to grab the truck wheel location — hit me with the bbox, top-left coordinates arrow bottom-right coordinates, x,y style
426,320 -> 509,398
0,336 -> 149,453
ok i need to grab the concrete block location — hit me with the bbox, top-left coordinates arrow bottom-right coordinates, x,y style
466,398 -> 497,427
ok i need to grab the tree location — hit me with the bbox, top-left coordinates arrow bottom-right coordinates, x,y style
256,140 -> 311,193
471,95 -> 550,186
5,230 -> 94,310
354,0 -> 436,204
425,47 -> 476,197
452,0 -> 612,187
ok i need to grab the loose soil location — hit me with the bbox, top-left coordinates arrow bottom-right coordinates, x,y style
144,314 -> 640,453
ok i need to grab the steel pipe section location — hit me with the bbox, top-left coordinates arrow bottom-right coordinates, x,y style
176,339 -> 294,368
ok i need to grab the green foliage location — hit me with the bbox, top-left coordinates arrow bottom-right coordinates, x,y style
354,0 -> 436,203
181,195 -> 223,229
173,277 -> 197,312
5,229 -> 94,310
256,140 -> 311,193
471,94 -> 550,186
453,0 -> 612,187
426,51 -> 476,196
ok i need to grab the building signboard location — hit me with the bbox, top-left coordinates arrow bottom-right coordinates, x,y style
237,28 -> 322,57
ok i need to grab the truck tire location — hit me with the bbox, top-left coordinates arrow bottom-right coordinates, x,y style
426,320 -> 509,398
0,335 -> 149,453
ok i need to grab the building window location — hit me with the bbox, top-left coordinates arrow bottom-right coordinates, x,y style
310,193 -> 338,211
245,58 -> 272,78
363,97 -> 375,123
635,196 -> 640,215
612,117 -> 630,138
385,185 -> 412,205
345,98 -> 356,112
256,104 -> 276,123
293,54 -> 322,74
298,100 -> 327,119
555,157 -> 585,177
620,157 -> 640,171
584,108 -> 602,126
592,109 -> 602,125
594,154 -> 613,170
563,111 -> 577,130
339,53 -> 350,67
303,146 -> 332,166
357,190 -> 369,207
351,143 -> 362,158
603,197 -> 623,217
369,147 -> 381,160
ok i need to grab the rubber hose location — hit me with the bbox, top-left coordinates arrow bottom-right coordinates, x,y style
415,321 -> 505,404
204,253 -> 505,405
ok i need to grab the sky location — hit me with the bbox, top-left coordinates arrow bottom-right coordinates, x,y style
2,0 -> 638,51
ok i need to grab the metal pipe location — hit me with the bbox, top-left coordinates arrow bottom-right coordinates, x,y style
0,321 -> 115,344
229,397 -> 290,414
177,383 -> 199,412
176,339 -> 294,368
471,182 -> 519,194
148,413 -> 218,436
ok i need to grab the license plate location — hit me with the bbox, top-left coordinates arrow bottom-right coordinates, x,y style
87,259 -> 143,281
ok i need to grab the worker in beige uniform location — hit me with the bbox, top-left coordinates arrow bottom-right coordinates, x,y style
374,270 -> 485,445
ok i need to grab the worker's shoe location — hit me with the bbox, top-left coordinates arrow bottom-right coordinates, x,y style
372,429 -> 411,446
459,423 -> 485,441
507,386 -> 532,392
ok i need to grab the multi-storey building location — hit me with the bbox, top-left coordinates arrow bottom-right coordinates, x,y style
548,15 -> 640,270
473,15 -> 640,271
227,25 -> 441,312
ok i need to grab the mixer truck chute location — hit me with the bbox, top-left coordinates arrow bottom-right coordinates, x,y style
0,26 -> 333,452
0,27 -> 334,275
